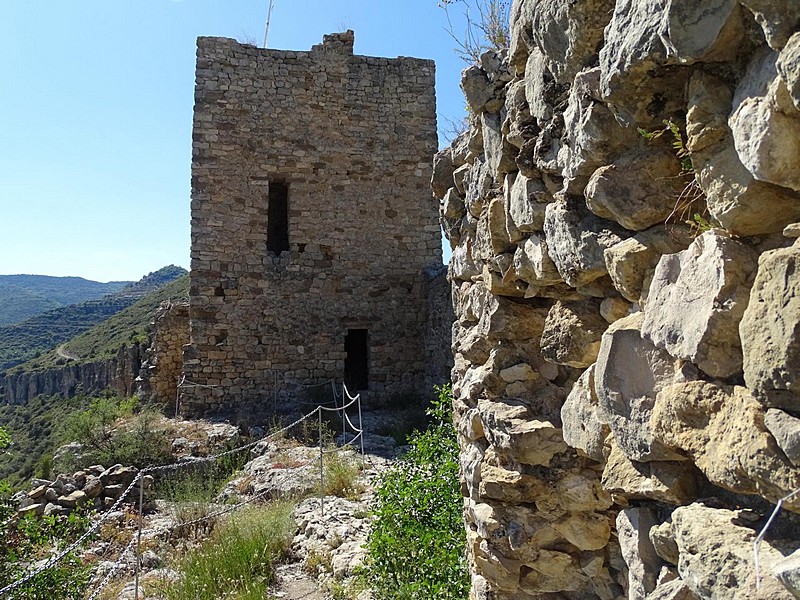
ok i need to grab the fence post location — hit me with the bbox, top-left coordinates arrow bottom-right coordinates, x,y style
318,407 -> 324,516
134,479 -> 144,600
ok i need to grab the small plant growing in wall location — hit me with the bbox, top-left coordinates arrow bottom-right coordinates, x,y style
438,0 -> 510,64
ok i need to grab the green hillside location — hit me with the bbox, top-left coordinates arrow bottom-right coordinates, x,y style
12,274 -> 190,374
0,267 -> 187,374
0,275 -> 130,326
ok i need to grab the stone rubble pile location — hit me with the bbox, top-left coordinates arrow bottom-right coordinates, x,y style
435,1 -> 800,598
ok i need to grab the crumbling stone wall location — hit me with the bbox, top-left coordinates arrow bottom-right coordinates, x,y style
435,2 -> 800,598
137,302 -> 189,407
186,32 -> 443,415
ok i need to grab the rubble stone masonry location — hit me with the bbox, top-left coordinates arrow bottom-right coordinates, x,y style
184,32 -> 443,415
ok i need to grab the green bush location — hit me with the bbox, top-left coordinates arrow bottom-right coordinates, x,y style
365,384 -> 469,599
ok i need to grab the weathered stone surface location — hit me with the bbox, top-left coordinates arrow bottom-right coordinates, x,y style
687,71 -> 800,236
652,382 -> 800,508
506,173 -> 552,233
544,197 -> 629,288
57,490 -> 87,509
540,300 -> 607,368
617,507 -> 662,600
740,0 -> 800,49
671,503 -> 794,599
585,147 -> 689,231
604,226 -> 693,304
442,187 -> 466,220
774,549 -> 800,599
765,409 -> 800,467
730,49 -> 800,192
645,578 -> 700,600
462,65 -> 496,114
595,313 -> 696,462
561,365 -> 609,462
602,439 -> 701,505
483,112 -> 519,178
779,33 -> 800,110
431,149 -> 455,199
513,235 -> 563,290
641,230 -> 758,378
649,521 -> 679,566
740,243 -> 800,403
600,0 -> 741,125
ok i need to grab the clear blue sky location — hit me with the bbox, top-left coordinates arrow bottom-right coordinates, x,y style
0,0 -> 467,282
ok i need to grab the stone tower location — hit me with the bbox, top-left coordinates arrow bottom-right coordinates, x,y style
183,32 -> 444,415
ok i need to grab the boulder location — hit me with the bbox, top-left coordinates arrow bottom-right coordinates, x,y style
652,381 -> 800,508
540,300 -> 607,368
507,173 -> 552,233
687,71 -> 800,236
617,508 -> 662,600
778,33 -> 800,110
730,49 -> 800,192
544,197 -> 630,288
514,235 -> 563,288
764,409 -> 800,466
740,0 -> 800,50
649,521 -> 679,566
431,149 -> 455,199
482,112 -> 518,178
774,549 -> 800,599
641,229 -> 758,378
442,187 -> 466,220
595,312 -> 697,462
561,365 -> 609,462
57,490 -> 87,509
601,439 -> 701,505
740,243 -> 800,403
671,503 -> 794,599
585,146 -> 689,231
462,65 -> 496,114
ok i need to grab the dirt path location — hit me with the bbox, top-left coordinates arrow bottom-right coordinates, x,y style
56,344 -> 79,360
273,563 -> 327,599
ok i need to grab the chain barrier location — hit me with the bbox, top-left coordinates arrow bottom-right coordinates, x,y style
754,486 -> 800,590
1,383 -> 366,598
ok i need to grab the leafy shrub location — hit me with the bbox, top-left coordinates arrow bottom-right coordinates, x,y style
365,384 -> 469,599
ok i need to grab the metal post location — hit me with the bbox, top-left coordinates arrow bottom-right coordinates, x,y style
134,479 -> 144,600
263,0 -> 275,48
357,393 -> 365,466
318,407 -> 324,516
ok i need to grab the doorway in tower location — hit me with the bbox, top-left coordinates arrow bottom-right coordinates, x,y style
344,328 -> 369,392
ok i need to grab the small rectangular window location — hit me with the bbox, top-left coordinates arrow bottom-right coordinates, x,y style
267,180 -> 289,254
344,329 -> 369,391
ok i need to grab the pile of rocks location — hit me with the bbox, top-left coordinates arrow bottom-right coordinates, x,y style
435,1 -> 800,598
15,464 -> 152,519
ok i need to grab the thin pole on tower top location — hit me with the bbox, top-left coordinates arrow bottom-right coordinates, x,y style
263,0 -> 275,48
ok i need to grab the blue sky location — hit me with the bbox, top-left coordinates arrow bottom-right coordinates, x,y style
0,0 -> 467,282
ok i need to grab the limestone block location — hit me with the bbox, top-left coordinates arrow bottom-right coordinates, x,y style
508,0 -> 532,76
645,579 -> 700,600
652,381 -> 800,509
740,0 -> 800,49
482,112 -> 518,178
617,508 -> 662,600
604,226 -> 693,305
453,163 -> 470,195
513,235 -> 562,288
649,521 -> 679,566
740,243 -> 800,403
478,398 -> 567,467
586,147 -> 688,231
601,440 -> 701,505
774,549 -> 800,599
641,230 -> 758,378
525,0 -> 615,84
599,0 -> 742,125
524,47 -> 555,127
544,197 -> 629,288
595,313 -> 696,462
730,50 -> 800,192
462,65 -> 496,114
82,476 -> 103,499
441,187 -> 466,220
464,158 -> 492,218
431,149 -> 455,199
487,197 -> 515,255
778,33 -> 800,110
671,503 -> 795,599
600,296 -> 631,324
450,238 -> 481,282
558,68 -> 640,187
765,409 -> 800,466
540,300 -> 607,368
518,549 -> 590,593
57,490 -> 87,509
507,173 -> 552,233
687,71 -> 800,235
561,365 -> 609,462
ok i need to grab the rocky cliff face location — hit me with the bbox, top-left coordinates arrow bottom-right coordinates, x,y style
435,1 -> 800,598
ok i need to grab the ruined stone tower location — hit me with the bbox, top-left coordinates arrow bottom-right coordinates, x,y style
183,32 -> 444,415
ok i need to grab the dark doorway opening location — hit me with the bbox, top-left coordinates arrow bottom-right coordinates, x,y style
344,329 -> 369,391
267,180 -> 289,254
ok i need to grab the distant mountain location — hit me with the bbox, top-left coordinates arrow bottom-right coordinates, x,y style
0,266 -> 187,373
0,275 -> 131,326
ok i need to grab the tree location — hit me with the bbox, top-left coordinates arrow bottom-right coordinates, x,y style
438,0 -> 510,64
